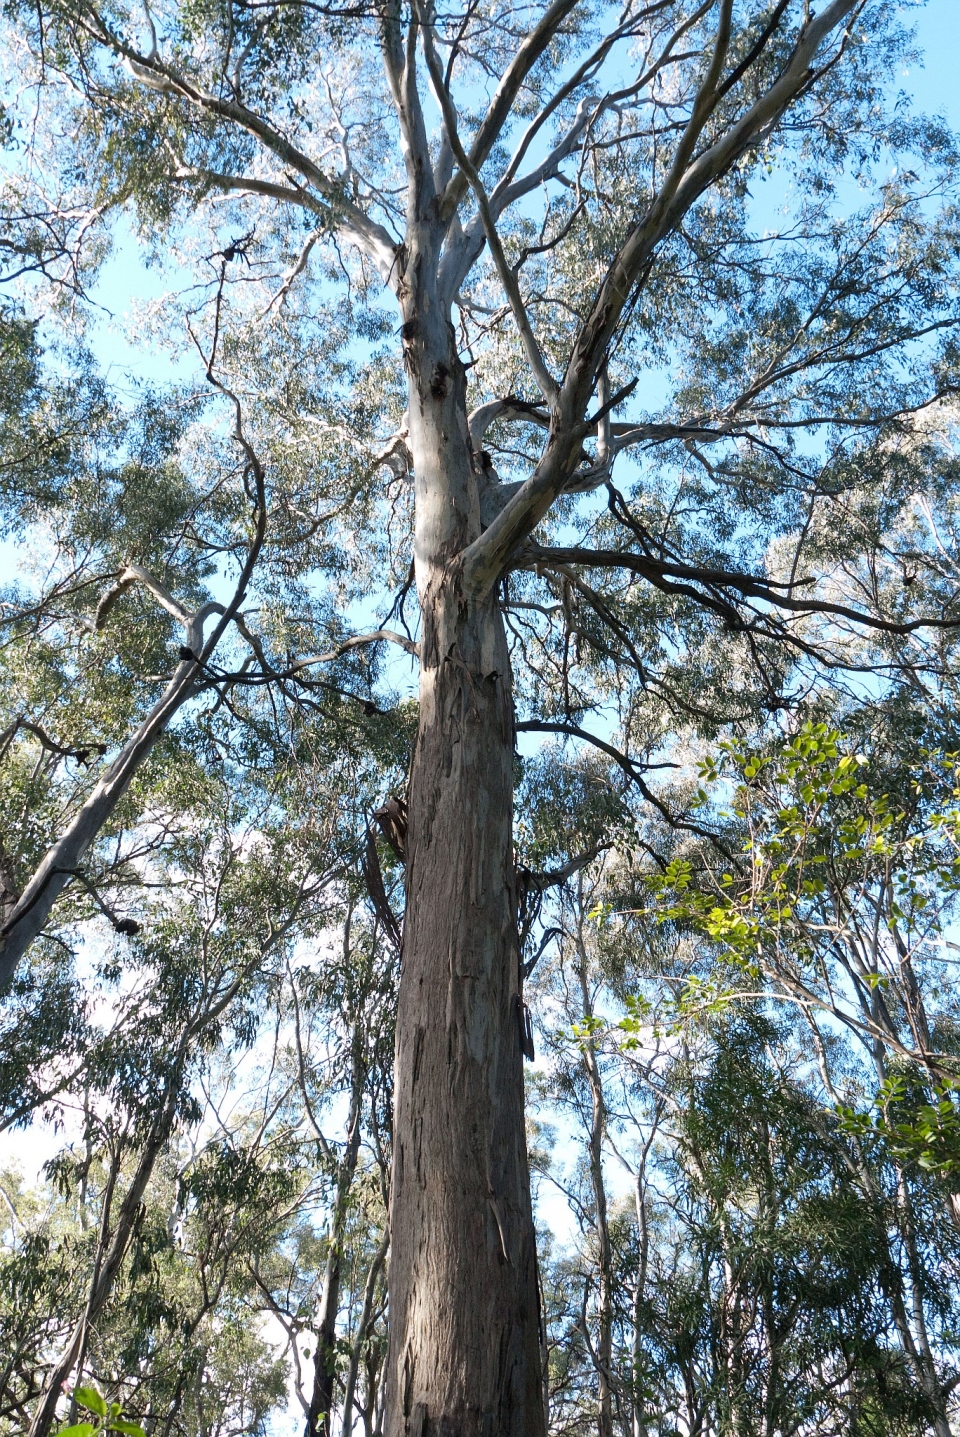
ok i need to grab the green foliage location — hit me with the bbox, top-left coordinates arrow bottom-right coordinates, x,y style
2,0 -> 960,1431
55,1384 -> 146,1437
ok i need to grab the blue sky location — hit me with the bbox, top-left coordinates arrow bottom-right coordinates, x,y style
908,0 -> 960,127
82,0 -> 960,386
3,7 -> 960,1424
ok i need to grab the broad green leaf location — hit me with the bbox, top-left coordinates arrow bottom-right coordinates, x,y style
73,1389 -> 108,1420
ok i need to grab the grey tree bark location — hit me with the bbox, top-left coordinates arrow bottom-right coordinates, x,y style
574,910 -> 616,1437
384,246 -> 545,1437
386,577 -> 543,1437
306,1037 -> 365,1437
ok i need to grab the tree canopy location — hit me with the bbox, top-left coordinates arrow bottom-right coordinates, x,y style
2,0 -> 960,1432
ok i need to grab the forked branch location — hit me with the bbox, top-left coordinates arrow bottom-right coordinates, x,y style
459,0 -> 862,597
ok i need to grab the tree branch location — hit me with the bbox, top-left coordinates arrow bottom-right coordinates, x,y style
289,629 -> 421,668
0,370 -> 270,992
380,0 -> 436,222
84,13 -> 400,278
520,544 -> 960,636
459,0 -> 862,597
419,6 -> 559,404
562,0 -> 860,416
437,0 -> 582,220
516,719 -> 732,855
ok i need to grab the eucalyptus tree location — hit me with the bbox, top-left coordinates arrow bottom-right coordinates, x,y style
653,720 -> 960,1165
0,753 -> 394,1437
531,860 -> 960,1437
16,739 -> 356,1437
0,302 -> 406,1433
3,0 -> 960,1433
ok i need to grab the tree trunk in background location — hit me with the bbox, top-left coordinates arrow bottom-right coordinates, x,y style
576,934 -> 615,1437
632,1175 -> 650,1437
306,1041 -> 365,1437
29,1071 -> 184,1437
341,1226 -> 389,1437
896,1170 -> 952,1437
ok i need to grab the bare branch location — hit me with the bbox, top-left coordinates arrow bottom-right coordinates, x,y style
419,7 -> 559,404
86,563 -> 194,633
379,0 -> 436,220
468,396 -> 550,449
520,544 -> 960,635
289,629 -> 421,668
437,0 -> 582,220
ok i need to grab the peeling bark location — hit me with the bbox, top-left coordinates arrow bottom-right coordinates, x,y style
385,575 -> 544,1437
384,282 -> 544,1436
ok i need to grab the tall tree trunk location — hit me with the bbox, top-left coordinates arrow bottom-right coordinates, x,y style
386,579 -> 543,1437
575,914 -> 615,1437
306,1035 -> 365,1437
384,284 -> 545,1437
